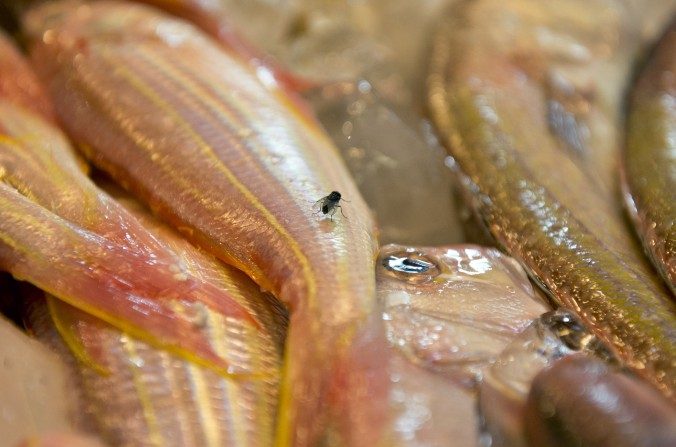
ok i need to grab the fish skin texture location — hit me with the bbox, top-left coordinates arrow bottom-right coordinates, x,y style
428,0 -> 676,399
622,21 -> 676,294
24,2 -> 377,445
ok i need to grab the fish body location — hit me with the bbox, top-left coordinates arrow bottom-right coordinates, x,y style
479,309 -> 617,447
0,34 -> 285,445
0,100 -> 252,369
525,355 -> 676,447
24,2 -> 377,444
622,22 -> 676,294
428,0 -> 676,398
328,244 -> 547,446
0,30 -> 54,120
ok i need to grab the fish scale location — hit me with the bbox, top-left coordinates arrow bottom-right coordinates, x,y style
622,22 -> 676,295
24,1 -> 378,445
428,0 -> 676,399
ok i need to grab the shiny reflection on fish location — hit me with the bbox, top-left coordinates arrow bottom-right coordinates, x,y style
480,309 -> 616,447
378,244 -> 549,386
328,244 -> 548,446
382,249 -> 440,284
525,355 -> 676,447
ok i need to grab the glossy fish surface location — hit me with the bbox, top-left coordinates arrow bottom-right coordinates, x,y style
24,2 -> 377,445
378,244 -> 548,384
623,22 -> 676,294
326,244 -> 548,446
0,41 -> 286,441
428,0 -> 676,398
28,271 -> 284,447
525,355 -> 676,447
479,309 -> 616,447
0,100 -> 254,370
0,29 -> 54,120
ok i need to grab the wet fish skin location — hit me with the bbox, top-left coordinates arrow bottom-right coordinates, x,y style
525,355 -> 676,447
24,2 -> 377,445
378,244 -> 548,384
0,42 -> 286,442
28,281 -> 284,447
0,100 -> 255,370
622,22 -> 676,294
37,182 -> 285,447
428,0 -> 676,398
479,309 -> 617,447
326,244 -> 548,446
0,30 -> 54,121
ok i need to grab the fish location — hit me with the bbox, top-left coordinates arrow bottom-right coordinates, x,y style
144,0 -> 462,245
0,31 -> 285,445
23,179 -> 286,447
479,309 -> 617,447
0,99 -> 254,371
622,21 -> 676,294
23,2 -> 378,445
326,244 -> 548,446
427,0 -> 676,398
525,355 -> 676,447
0,30 -> 55,121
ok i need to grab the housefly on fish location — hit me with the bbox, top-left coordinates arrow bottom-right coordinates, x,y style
315,191 -> 348,220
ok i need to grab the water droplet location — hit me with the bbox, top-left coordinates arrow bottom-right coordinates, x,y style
357,80 -> 372,93
381,251 -> 440,284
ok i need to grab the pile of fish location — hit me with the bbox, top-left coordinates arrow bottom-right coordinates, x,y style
0,0 -> 674,446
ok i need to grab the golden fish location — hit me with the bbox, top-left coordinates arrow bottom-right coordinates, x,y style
622,21 -> 676,294
23,2 -> 378,444
427,0 -> 676,398
0,30 -> 285,445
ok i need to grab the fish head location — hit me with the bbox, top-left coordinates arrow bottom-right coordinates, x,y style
377,243 -> 549,385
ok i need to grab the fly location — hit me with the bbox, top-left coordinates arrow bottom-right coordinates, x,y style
315,191 -> 348,221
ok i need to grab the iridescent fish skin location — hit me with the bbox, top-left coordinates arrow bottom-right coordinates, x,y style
28,266 -> 284,447
24,2 -> 377,445
428,0 -> 676,398
525,355 -> 676,447
378,244 -> 548,384
622,22 -> 676,294
0,30 -> 54,121
0,100 -> 253,371
327,244 -> 547,446
0,59 -> 286,445
479,309 -> 617,447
